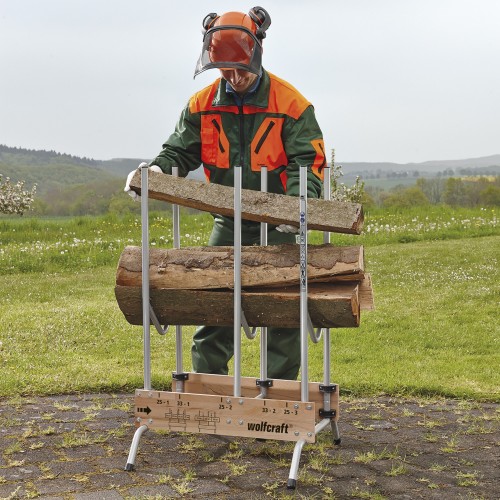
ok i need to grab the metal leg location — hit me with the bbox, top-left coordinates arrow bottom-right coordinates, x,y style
124,424 -> 149,471
287,419 -> 330,489
287,439 -> 306,489
331,420 -> 341,445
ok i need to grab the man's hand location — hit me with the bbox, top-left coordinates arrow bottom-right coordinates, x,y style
124,163 -> 162,201
276,224 -> 299,234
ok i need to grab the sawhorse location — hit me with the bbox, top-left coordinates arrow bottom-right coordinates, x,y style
124,164 -> 341,489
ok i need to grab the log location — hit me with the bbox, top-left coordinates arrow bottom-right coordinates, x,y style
359,273 -> 375,311
115,282 -> 360,328
116,244 -> 364,290
129,170 -> 364,234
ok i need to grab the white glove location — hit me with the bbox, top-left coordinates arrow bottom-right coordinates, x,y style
276,224 -> 299,234
124,163 -> 162,201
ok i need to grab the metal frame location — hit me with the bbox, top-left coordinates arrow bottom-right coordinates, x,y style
125,164 -> 341,488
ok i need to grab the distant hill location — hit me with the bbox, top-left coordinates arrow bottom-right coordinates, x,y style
0,145 -> 204,215
1,144 -> 498,215
0,145 -> 116,196
0,145 -> 204,195
340,154 -> 500,178
98,158 -> 205,180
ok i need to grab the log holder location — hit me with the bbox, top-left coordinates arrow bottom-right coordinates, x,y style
124,163 -> 341,490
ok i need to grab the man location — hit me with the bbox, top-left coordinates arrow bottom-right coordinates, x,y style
125,7 -> 326,380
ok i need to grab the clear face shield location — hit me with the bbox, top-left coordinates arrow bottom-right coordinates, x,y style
194,26 -> 263,78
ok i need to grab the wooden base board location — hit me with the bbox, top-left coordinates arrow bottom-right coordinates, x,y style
183,373 -> 339,422
135,388 -> 316,442
133,374 -> 339,442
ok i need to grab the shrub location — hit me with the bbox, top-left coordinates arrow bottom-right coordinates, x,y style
0,175 -> 37,215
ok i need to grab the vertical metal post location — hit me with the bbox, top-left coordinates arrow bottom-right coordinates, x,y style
140,164 -> 151,391
324,160 -> 341,444
259,167 -> 269,396
260,167 -> 268,247
287,167 -> 310,489
323,164 -> 331,399
233,165 -> 242,398
172,166 -> 184,393
299,167 -> 309,403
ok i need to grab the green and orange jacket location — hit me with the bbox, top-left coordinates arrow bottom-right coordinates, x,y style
150,69 -> 326,199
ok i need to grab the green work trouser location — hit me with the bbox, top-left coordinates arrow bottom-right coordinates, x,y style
191,216 -> 301,380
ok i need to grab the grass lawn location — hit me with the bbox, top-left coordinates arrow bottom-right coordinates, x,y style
1,212 -> 498,400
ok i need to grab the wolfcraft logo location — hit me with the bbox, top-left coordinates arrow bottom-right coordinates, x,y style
247,421 -> 289,434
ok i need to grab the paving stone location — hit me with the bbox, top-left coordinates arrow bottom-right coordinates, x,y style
84,471 -> 136,489
0,465 -> 41,481
58,444 -> 108,460
10,445 -> 60,463
73,491 -> 124,500
123,483 -> 178,497
32,477 -> 87,495
188,478 -> 231,496
46,459 -> 97,476
0,394 -> 498,499
0,483 -> 26,498
133,465 -> 183,478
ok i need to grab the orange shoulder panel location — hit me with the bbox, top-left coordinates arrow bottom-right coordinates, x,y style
189,78 -> 221,114
266,72 -> 311,120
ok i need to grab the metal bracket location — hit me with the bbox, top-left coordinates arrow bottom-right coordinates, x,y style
256,379 -> 273,388
172,372 -> 189,381
319,384 -> 337,393
319,409 -> 337,419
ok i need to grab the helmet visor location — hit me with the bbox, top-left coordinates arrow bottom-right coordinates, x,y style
194,26 -> 263,78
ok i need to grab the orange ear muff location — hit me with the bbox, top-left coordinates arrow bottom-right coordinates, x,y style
248,6 -> 271,39
202,12 -> 219,34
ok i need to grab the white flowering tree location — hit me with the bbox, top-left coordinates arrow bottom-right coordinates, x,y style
0,175 -> 37,215
330,149 -> 365,203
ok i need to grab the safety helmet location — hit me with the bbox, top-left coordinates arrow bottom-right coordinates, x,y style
194,6 -> 271,78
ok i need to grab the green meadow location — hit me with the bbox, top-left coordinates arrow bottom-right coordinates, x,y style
1,206 -> 498,401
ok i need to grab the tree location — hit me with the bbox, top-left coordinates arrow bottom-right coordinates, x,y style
443,178 -> 467,206
382,186 -> 429,208
330,149 -> 365,203
416,177 -> 446,204
0,175 -> 37,215
479,185 -> 500,206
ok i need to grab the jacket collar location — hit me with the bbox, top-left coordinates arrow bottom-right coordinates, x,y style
212,68 -> 270,108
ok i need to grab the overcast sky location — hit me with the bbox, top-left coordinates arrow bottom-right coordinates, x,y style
1,0 -> 499,164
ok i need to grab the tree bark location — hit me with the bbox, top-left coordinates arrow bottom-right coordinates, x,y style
115,282 -> 360,328
116,244 -> 364,290
129,171 -> 364,234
